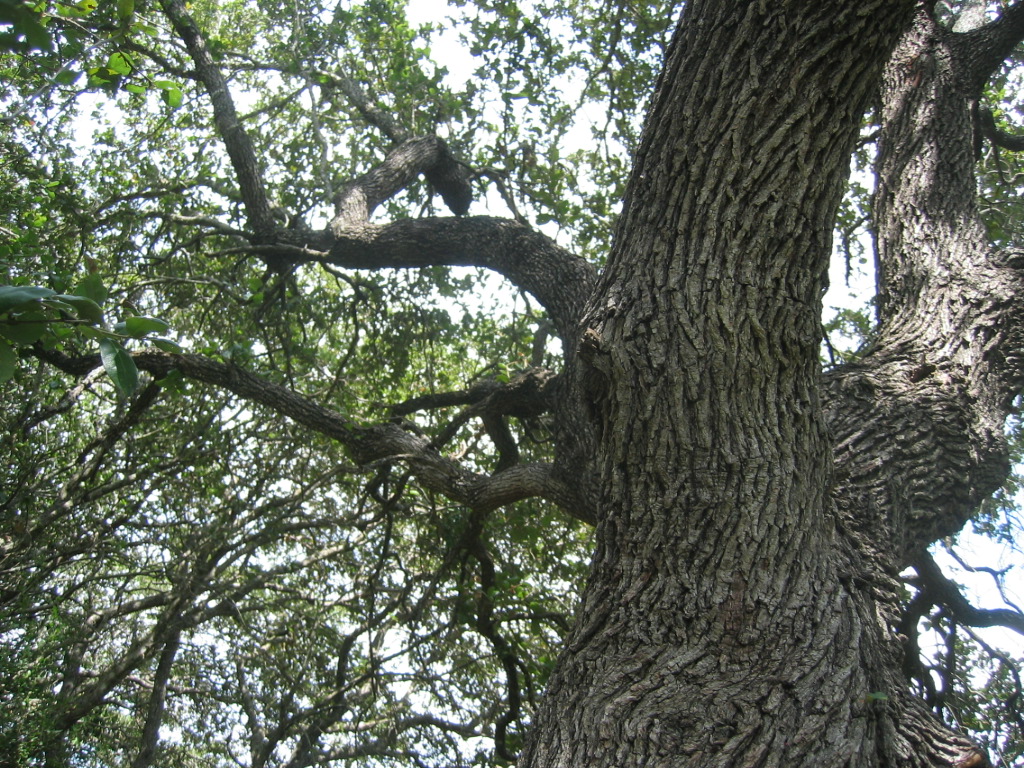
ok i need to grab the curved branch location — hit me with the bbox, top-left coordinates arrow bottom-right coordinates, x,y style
249,216 -> 595,352
913,552 -> 1024,636
147,12 -> 585,339
978,107 -> 1024,151
32,348 -> 591,520
482,414 -> 519,472
827,8 -> 1024,569
330,136 -> 472,229
296,217 -> 596,348
952,0 -> 1024,94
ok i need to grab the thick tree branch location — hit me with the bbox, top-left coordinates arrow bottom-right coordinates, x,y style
827,7 -> 1024,569
330,136 -> 472,229
952,0 -> 1024,94
32,347 -> 590,520
293,217 -> 595,348
978,106 -> 1024,151
148,11 -> 587,345
234,215 -> 595,353
130,629 -> 182,768
158,0 -> 277,236
913,552 -> 1024,636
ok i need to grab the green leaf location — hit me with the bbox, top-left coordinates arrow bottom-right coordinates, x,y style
0,340 -> 15,383
74,273 -> 108,305
0,308 -> 47,344
55,70 -> 82,86
98,338 -> 138,397
105,51 -> 134,76
52,294 -> 103,323
116,0 -> 134,25
114,316 -> 170,338
151,337 -> 182,353
80,325 -> 120,340
0,2 -> 52,51
163,87 -> 183,108
155,82 -> 183,108
39,297 -> 76,314
0,285 -> 55,314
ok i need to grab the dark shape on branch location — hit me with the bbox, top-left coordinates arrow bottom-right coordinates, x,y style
425,142 -> 473,216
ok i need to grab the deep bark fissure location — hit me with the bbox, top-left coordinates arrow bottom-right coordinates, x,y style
521,3 -> 938,766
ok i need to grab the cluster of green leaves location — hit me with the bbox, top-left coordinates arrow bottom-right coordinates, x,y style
0,1 -> 621,763
0,278 -> 177,394
978,57 -> 1024,249
0,0 -> 184,108
435,0 -> 676,257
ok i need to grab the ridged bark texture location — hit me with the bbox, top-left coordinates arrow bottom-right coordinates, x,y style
824,4 -> 1024,574
521,2 -> 991,766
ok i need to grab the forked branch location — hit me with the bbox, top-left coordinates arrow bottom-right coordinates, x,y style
32,347 -> 590,519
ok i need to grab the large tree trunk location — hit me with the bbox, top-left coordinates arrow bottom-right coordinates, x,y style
520,2 -> 1016,765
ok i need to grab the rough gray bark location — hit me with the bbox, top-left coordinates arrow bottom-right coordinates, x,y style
519,2 -> 998,765
826,3 -> 1024,571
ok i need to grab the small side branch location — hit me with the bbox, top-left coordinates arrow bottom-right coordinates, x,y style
464,524 -> 523,763
912,551 -> 1024,636
978,107 -> 1024,152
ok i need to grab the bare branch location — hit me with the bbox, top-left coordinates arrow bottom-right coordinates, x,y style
158,0 -> 277,236
953,0 -> 1024,94
293,217 -> 596,347
31,348 -> 591,521
312,67 -> 409,144
391,368 -> 556,420
913,552 -> 1024,636
131,630 -> 182,768
330,136 -> 472,229
978,107 -> 1024,152
945,545 -> 1024,613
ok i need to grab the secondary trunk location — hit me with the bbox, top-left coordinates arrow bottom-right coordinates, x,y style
521,2 -> 995,766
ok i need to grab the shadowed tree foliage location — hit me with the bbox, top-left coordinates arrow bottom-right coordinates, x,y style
1,0 -> 1023,766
